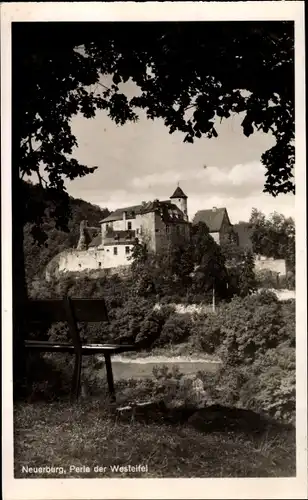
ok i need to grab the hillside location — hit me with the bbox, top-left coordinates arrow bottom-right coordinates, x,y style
23,181 -> 110,283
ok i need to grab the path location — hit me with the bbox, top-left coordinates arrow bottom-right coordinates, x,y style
97,355 -> 222,380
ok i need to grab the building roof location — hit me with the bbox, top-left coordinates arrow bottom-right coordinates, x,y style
88,234 -> 102,248
100,200 -> 188,224
170,186 -> 188,199
100,204 -> 142,223
193,207 -> 230,232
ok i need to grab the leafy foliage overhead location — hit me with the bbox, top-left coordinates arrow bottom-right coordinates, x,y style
14,21 -> 294,201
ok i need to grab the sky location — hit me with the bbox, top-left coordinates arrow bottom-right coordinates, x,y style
66,79 -> 295,225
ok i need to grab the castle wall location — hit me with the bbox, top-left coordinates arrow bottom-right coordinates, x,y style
58,249 -> 105,273
136,212 -> 156,251
103,244 -> 134,267
254,256 -> 286,275
57,245 -> 134,274
171,197 -> 188,220
153,212 -> 169,252
103,217 -> 139,232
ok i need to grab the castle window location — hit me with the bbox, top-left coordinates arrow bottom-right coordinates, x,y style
127,222 -> 132,230
98,262 -> 102,267
113,247 -> 118,256
166,225 -> 169,233
125,246 -> 130,255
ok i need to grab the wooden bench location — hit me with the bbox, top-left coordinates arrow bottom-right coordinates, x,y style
22,297 -> 136,402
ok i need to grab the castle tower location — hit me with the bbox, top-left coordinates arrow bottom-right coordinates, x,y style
170,185 -> 188,221
77,220 -> 90,250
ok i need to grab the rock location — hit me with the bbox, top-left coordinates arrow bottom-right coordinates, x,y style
187,405 -> 266,433
116,399 -> 167,423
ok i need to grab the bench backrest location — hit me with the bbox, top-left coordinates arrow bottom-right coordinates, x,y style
23,297 -> 109,350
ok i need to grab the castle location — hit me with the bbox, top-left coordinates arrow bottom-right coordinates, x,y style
48,186 -> 192,276
46,185 -> 287,279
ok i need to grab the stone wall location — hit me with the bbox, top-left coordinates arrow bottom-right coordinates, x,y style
254,256 -> 286,275
47,246 -> 133,278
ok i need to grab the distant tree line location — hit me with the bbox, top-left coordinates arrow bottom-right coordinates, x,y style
22,181 -> 109,284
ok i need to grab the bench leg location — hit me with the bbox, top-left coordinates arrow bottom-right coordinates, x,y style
71,352 -> 82,402
104,353 -> 116,402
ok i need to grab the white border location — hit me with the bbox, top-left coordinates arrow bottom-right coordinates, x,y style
1,2 -> 307,499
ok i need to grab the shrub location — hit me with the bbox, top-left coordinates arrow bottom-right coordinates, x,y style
256,269 -> 280,289
239,344 -> 295,423
25,352 -> 73,401
190,313 -> 222,354
197,343 -> 295,423
135,307 -> 173,348
156,313 -> 193,346
216,291 -> 289,365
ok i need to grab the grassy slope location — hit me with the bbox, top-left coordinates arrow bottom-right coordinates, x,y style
14,399 -> 295,478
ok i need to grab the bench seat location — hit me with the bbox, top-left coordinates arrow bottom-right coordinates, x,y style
23,297 -> 137,401
25,340 -> 136,355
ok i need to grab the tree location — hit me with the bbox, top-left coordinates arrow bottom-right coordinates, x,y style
237,250 -> 257,297
15,21 -> 294,204
190,223 -> 229,299
249,208 -> 295,271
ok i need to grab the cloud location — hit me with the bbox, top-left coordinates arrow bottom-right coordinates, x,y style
130,161 -> 265,196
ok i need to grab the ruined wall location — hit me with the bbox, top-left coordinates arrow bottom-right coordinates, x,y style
58,248 -> 105,273
55,244 -> 134,276
254,256 -> 286,275
136,212 -> 156,251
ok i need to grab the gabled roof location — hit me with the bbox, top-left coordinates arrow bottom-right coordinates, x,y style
100,204 -> 142,223
193,207 -> 230,232
88,234 -> 102,248
100,200 -> 188,224
170,186 -> 188,199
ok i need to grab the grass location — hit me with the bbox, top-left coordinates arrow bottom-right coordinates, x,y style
14,396 -> 295,479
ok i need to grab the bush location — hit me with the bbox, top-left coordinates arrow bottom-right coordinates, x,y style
255,269 -> 280,289
240,344 -> 295,423
25,352 -> 73,401
215,291 -> 290,365
197,342 -> 295,423
190,313 -> 222,354
156,313 -> 193,346
135,306 -> 173,348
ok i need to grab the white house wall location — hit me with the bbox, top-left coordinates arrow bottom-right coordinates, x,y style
211,232 -> 220,244
104,244 -> 134,267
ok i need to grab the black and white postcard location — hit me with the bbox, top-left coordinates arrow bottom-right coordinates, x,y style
1,2 -> 307,499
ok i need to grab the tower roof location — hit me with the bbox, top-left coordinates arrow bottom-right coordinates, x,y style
170,185 -> 187,199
